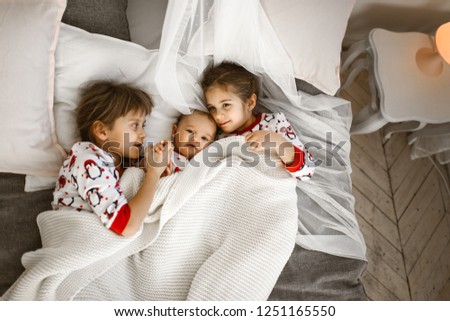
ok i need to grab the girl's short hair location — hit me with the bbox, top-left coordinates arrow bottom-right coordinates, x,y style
201,62 -> 260,102
76,80 -> 153,143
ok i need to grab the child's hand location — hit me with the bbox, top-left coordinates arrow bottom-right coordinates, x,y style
245,130 -> 285,152
160,159 -> 173,177
246,130 -> 295,165
144,141 -> 173,177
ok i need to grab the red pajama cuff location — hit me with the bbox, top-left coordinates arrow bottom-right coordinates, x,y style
283,146 -> 305,173
110,203 -> 131,235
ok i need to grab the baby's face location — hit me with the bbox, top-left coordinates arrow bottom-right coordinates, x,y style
172,112 -> 217,159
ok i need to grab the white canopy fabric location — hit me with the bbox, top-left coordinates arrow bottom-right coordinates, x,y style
154,0 -> 366,260
155,0 -> 301,111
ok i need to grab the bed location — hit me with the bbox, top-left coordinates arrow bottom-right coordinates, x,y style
0,0 -> 367,300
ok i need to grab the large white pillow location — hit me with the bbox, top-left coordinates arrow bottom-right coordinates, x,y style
26,23 -> 190,191
0,0 -> 67,177
260,0 -> 355,95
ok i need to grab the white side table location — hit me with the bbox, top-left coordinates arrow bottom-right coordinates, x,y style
341,28 -> 450,143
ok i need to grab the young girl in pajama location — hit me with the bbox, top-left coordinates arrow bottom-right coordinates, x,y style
52,80 -> 173,237
201,62 -> 315,180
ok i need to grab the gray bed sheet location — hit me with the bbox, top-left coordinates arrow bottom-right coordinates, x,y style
0,172 -> 367,300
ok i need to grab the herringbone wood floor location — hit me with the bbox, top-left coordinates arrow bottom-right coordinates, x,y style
339,71 -> 450,300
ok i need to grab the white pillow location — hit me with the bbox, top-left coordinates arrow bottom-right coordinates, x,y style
0,0 -> 67,177
53,24 -> 180,152
26,23 -> 186,191
260,0 -> 355,95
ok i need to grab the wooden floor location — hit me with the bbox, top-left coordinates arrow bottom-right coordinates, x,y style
339,71 -> 450,300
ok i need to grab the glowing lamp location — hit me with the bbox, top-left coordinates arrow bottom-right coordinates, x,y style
416,22 -> 450,76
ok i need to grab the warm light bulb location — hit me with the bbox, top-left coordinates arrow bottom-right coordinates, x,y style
435,22 -> 450,64
416,22 -> 450,77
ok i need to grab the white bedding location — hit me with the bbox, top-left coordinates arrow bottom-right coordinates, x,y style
15,0 -> 365,265
19,16 -> 365,261
3,137 -> 298,301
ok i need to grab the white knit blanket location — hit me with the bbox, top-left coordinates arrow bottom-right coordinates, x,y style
3,137 -> 298,301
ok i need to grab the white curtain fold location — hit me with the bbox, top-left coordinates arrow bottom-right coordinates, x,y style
155,0 -> 304,112
260,96 -> 366,260
411,132 -> 450,164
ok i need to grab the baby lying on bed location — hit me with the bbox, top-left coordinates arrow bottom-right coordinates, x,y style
163,110 -> 217,174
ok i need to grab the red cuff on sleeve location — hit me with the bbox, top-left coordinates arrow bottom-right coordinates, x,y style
283,146 -> 305,173
110,203 -> 131,235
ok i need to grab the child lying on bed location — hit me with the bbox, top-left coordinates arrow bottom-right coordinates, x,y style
52,80 -> 172,237
168,110 -> 217,173
201,62 -> 315,180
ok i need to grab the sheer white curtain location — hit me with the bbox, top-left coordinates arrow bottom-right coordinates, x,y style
155,0 -> 301,111
410,131 -> 450,165
155,0 -> 366,260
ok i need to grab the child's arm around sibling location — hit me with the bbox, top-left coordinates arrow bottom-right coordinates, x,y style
244,112 -> 315,180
